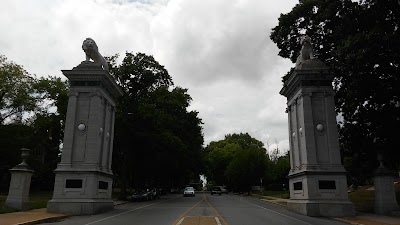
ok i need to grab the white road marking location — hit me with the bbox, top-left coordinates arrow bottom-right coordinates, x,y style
85,196 -> 180,225
176,217 -> 186,225
215,216 -> 222,225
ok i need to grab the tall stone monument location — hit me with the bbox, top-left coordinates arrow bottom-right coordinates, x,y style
280,36 -> 354,217
47,38 -> 123,215
5,148 -> 34,210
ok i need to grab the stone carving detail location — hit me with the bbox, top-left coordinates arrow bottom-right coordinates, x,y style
82,38 -> 109,71
295,35 -> 315,68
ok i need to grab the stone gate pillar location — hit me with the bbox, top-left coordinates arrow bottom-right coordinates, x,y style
5,148 -> 34,210
47,41 -> 123,215
279,37 -> 354,217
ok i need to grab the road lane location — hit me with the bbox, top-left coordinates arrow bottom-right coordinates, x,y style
206,194 -> 348,225
42,193 -> 349,225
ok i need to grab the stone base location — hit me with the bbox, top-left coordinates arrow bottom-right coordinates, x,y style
373,174 -> 400,215
5,198 -> 29,211
287,199 -> 355,217
47,199 -> 114,215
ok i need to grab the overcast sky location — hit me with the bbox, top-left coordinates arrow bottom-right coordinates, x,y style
0,0 -> 299,154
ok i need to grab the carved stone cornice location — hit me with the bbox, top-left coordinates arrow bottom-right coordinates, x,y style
62,62 -> 123,101
280,66 -> 332,101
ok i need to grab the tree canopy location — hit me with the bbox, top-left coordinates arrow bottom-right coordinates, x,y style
0,55 -> 69,191
270,0 -> 400,185
0,55 -> 37,124
109,52 -> 204,199
204,133 -> 269,193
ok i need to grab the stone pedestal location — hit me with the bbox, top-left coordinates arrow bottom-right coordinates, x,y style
5,164 -> 34,210
47,62 -> 123,215
280,59 -> 354,217
373,166 -> 399,215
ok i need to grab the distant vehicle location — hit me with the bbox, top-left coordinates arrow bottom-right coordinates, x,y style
149,188 -> 160,199
219,186 -> 228,194
170,188 -> 180,193
211,186 -> 222,195
183,186 -> 195,197
130,189 -> 151,201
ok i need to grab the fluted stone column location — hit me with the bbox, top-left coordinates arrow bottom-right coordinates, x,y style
47,61 -> 123,215
280,58 -> 354,217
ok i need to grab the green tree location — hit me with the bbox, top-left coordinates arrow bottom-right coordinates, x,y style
205,133 -> 269,193
0,55 -> 37,124
0,124 -> 33,191
266,152 -> 290,189
205,142 -> 240,185
28,77 -> 69,190
109,52 -> 204,199
270,0 -> 400,185
0,56 -> 69,191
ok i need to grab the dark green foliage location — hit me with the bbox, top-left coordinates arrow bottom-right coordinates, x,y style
265,152 -> 290,187
110,52 -> 204,199
0,124 -> 33,190
0,56 -> 68,191
28,77 -> 68,190
270,0 -> 400,185
0,55 -> 37,124
205,133 -> 269,193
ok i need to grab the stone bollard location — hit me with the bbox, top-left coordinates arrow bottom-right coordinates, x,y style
373,153 -> 400,215
5,148 -> 34,211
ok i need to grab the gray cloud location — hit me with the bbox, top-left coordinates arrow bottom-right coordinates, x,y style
0,0 -> 298,150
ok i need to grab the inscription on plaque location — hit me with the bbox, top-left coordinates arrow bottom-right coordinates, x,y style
65,179 -> 83,189
98,181 -> 108,190
319,180 -> 336,190
293,181 -> 303,190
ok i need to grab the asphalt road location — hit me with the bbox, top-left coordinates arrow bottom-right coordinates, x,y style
42,193 -> 349,225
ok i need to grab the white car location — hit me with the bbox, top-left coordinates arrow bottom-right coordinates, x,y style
183,187 -> 195,197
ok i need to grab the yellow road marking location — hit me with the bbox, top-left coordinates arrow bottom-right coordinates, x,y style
172,198 -> 204,225
172,193 -> 228,225
204,196 -> 228,225
177,216 -> 217,225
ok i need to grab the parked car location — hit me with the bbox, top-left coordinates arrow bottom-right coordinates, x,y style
170,188 -> 180,193
220,186 -> 228,194
130,189 -> 151,201
211,186 -> 222,195
149,188 -> 160,199
183,186 -> 195,197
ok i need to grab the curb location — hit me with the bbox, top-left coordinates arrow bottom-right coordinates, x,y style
259,197 -> 363,225
332,217 -> 363,225
12,201 -> 129,225
259,198 -> 288,207
16,215 -> 69,225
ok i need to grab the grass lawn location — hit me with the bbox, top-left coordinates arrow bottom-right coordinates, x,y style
348,185 -> 375,213
261,184 -> 400,214
0,194 -> 20,214
0,189 -> 123,214
261,190 -> 290,199
0,191 -> 53,214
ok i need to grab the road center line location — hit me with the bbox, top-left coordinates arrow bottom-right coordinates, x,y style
204,195 -> 228,225
240,197 -> 312,225
171,198 -> 204,225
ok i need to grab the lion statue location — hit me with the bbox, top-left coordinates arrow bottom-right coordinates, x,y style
295,35 -> 315,68
82,38 -> 109,71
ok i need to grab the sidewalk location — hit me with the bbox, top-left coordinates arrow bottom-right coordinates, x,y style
0,201 -> 127,225
260,196 -> 400,225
